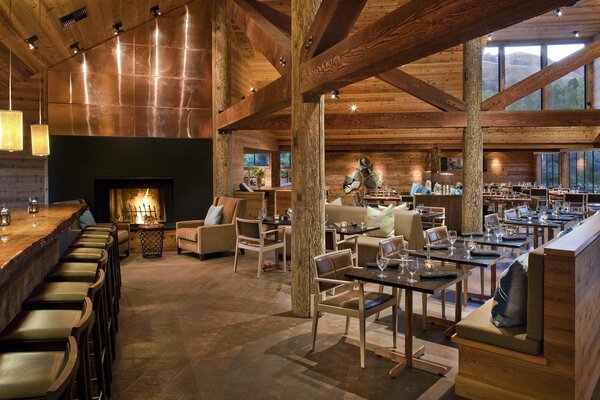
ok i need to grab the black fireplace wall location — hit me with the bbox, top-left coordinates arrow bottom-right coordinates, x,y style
48,136 -> 213,223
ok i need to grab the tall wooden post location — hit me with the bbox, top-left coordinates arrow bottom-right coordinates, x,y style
462,38 -> 484,233
213,3 -> 233,197
291,0 -> 324,317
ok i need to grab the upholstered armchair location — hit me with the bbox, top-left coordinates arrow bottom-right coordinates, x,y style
176,197 -> 246,260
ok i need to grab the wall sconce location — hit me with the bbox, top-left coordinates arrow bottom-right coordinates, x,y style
112,22 -> 124,36
69,42 -> 83,54
25,35 -> 38,50
150,5 -> 161,17
0,205 -> 11,226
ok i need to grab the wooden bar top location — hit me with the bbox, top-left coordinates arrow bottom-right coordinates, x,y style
0,204 -> 85,285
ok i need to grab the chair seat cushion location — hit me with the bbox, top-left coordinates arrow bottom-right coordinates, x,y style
178,228 -> 198,242
84,225 -> 114,233
46,262 -> 98,282
117,229 -> 129,244
71,240 -> 107,249
81,233 -> 111,240
321,291 -> 395,310
0,310 -> 81,341
456,299 -> 541,355
0,351 -> 66,399
28,282 -> 91,303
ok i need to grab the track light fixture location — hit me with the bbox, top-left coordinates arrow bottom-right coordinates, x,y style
487,33 -> 493,42
25,35 -> 38,50
69,42 -> 83,54
573,30 -> 580,38
250,87 -> 257,93
112,22 -> 124,36
555,8 -> 562,17
150,5 -> 161,17
331,90 -> 340,100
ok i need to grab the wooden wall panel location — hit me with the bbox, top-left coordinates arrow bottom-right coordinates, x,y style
325,150 -> 535,204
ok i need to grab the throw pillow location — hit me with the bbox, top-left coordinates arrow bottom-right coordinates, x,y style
204,205 -> 224,226
365,204 -> 394,238
410,183 -> 430,196
78,210 -> 96,229
378,203 -> 407,212
490,253 -> 528,328
326,197 -> 342,206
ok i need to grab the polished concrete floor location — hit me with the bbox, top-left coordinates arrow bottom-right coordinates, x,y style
111,250 -> 599,399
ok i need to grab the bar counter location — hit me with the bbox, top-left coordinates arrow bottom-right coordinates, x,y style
0,204 -> 85,331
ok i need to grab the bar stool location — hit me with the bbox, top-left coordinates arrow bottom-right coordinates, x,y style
28,268 -> 113,399
0,337 -> 79,400
60,248 -> 118,361
0,298 -> 94,400
84,225 -> 121,299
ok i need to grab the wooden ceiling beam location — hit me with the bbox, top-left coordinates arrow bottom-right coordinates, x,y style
377,68 -> 466,111
482,40 -> 600,110
302,0 -> 367,61
246,0 -> 291,36
216,74 -> 291,130
219,0 -> 291,75
234,110 -> 600,130
300,0 -> 576,95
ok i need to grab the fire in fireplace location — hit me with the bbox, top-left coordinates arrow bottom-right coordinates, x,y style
109,187 -> 166,224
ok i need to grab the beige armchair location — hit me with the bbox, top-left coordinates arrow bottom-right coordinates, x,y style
176,197 -> 246,260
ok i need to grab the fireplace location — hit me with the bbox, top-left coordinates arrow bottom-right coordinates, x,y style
94,178 -> 174,225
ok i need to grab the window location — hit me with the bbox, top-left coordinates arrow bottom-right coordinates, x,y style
483,42 -> 587,110
505,46 -> 541,110
243,153 -> 270,167
547,44 -> 585,110
280,152 -> 291,167
540,153 -> 560,187
482,47 -> 499,100
567,151 -> 600,192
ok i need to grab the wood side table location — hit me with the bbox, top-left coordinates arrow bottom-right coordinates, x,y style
138,223 -> 165,258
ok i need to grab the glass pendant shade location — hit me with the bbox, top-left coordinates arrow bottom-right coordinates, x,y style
31,124 -> 50,156
0,110 -> 23,152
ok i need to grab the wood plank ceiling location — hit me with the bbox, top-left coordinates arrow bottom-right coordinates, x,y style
229,0 -> 600,150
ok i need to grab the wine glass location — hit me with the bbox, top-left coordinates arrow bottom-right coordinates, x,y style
406,259 -> 419,283
527,212 -> 533,224
448,230 -> 457,250
376,253 -> 389,278
466,238 -> 477,259
485,222 -> 492,238
398,248 -> 409,275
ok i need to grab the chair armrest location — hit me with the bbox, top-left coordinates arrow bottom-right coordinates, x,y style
316,277 -> 355,286
337,235 -> 359,246
176,220 -> 205,229
263,227 -> 286,239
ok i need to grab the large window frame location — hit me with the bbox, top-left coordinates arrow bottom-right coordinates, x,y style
568,151 -> 600,192
483,40 -> 589,110
540,153 -> 560,188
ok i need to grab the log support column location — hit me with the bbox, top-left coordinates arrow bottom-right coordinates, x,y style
291,0 -> 324,317
213,5 -> 233,197
462,38 -> 484,233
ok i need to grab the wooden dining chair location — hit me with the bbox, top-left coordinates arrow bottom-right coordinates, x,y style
563,193 -> 587,213
376,235 -> 407,320
421,206 -> 446,229
325,228 -> 359,267
311,249 -> 397,368
484,213 -> 500,227
517,205 -> 529,217
503,208 -> 518,221
234,218 -> 286,278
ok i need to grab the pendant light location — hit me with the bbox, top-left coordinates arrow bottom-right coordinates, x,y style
0,0 -> 23,152
31,0 -> 49,156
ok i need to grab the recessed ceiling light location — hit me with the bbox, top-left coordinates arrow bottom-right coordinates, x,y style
350,104 -> 358,113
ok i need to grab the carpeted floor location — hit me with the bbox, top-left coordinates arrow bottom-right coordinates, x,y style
110,250 -> 598,399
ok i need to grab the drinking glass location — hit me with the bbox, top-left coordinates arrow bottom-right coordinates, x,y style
466,239 -> 477,259
259,208 -> 268,220
406,259 -> 419,283
1,232 -> 8,246
324,214 -> 328,226
448,230 -> 457,250
340,221 -> 348,232
376,253 -> 389,278
485,223 -> 492,238
398,248 -> 409,275
527,212 -> 533,224
564,201 -> 571,212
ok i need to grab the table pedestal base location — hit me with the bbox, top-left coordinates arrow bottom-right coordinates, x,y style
375,346 -> 448,377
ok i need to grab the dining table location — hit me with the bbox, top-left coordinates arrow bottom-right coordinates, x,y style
330,222 -> 379,239
346,264 -> 469,377
503,216 -> 570,247
410,244 -> 510,301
